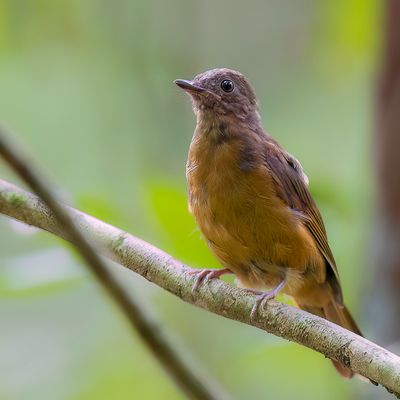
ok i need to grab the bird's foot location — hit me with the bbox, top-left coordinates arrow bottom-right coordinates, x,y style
249,291 -> 278,320
247,278 -> 287,320
188,268 -> 232,293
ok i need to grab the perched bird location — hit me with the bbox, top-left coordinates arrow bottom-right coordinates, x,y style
174,68 -> 362,378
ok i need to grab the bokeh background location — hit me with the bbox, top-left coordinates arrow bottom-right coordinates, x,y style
0,1 -> 382,399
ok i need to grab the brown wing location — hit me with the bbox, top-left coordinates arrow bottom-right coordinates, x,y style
263,141 -> 343,304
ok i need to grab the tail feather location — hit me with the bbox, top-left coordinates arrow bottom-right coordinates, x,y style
298,301 -> 362,378
324,301 -> 363,337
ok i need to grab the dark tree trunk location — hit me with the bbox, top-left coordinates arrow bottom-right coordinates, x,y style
361,3 -> 400,398
369,0 -> 400,348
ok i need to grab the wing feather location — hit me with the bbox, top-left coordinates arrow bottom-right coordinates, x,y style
264,142 -> 343,304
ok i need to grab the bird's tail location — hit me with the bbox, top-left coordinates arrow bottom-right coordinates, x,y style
297,300 -> 362,378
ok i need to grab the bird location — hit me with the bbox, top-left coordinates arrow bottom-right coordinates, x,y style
174,68 -> 362,378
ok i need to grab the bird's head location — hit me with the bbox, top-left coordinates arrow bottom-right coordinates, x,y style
174,68 -> 259,122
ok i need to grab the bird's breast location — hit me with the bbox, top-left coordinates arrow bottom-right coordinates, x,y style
186,125 -> 324,292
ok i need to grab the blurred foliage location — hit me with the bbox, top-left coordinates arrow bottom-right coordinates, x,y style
0,0 -> 382,399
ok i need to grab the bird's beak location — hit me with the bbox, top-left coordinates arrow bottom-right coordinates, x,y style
174,79 -> 205,94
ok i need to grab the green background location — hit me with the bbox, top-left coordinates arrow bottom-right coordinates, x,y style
0,1 -> 381,399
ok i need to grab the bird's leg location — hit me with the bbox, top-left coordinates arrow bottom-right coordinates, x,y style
247,275 -> 287,319
188,268 -> 232,293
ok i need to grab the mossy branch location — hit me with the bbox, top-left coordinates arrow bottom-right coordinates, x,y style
1,178 -> 400,397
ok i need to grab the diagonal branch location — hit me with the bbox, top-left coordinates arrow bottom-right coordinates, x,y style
0,130 -> 226,400
1,178 -> 400,397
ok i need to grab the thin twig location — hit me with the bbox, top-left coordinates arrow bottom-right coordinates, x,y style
0,129 -> 226,400
1,178 -> 400,397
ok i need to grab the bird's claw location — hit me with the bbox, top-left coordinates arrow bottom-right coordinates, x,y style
190,269 -> 212,292
188,268 -> 231,293
250,292 -> 276,320
248,277 -> 287,320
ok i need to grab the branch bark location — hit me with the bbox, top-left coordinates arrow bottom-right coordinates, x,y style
0,179 -> 399,397
0,131 -> 225,400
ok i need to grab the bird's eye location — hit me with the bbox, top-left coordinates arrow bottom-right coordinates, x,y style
220,79 -> 234,93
